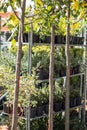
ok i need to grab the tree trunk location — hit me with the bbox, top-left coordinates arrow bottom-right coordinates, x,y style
11,0 -> 26,130
65,1 -> 70,130
48,25 -> 55,130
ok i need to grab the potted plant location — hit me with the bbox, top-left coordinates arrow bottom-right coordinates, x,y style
55,35 -> 63,44
30,100 -> 37,118
54,79 -> 65,112
70,47 -> 83,75
70,89 -> 81,107
54,47 -> 66,78
77,36 -> 84,45
36,86 -> 49,116
40,35 -> 51,43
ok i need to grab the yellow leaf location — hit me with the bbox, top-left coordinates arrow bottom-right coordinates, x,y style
72,1 -> 79,11
79,10 -> 84,19
35,0 -> 43,6
11,39 -> 16,45
82,3 -> 87,7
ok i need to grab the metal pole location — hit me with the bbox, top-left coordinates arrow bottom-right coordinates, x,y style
26,19 -> 33,130
78,74 -> 83,122
28,20 -> 33,75
82,25 -> 87,128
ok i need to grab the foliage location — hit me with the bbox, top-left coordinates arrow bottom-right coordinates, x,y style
1,0 -> 86,41
31,117 -> 48,130
70,76 -> 80,89
17,119 -> 26,130
0,49 -> 16,71
70,118 -> 85,130
0,45 -> 84,78
0,114 -> 9,126
33,0 -> 86,36
32,45 -> 50,69
0,66 -> 37,107
54,78 -> 65,102
70,47 -> 84,67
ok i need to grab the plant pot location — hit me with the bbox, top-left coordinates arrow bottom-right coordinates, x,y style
0,86 -> 4,90
76,97 -> 81,106
69,36 -> 73,44
43,36 -> 51,43
62,36 -> 66,44
59,67 -> 66,77
72,36 -> 78,45
70,67 -> 74,75
77,37 -> 84,45
0,100 -> 3,110
70,98 -> 76,108
61,101 -> 65,110
36,105 -> 46,117
55,35 -> 63,44
33,34 -> 39,43
17,106 -> 24,116
75,65 -> 80,74
39,36 -> 51,43
30,107 -> 37,118
79,37 -> 84,45
70,65 -> 80,75
37,68 -> 49,80
35,81 -> 49,88
3,104 -> 9,113
3,104 -> 13,114
54,102 -> 62,112
23,33 -> 28,42
44,104 -> 49,115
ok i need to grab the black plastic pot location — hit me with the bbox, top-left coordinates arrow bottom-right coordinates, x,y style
17,107 -> 24,116
0,100 -> 3,110
70,65 -> 80,75
36,105 -> 46,117
69,36 -> 73,44
77,37 -> 84,45
43,36 -> 51,43
33,34 -> 39,43
54,102 -> 62,112
55,35 -> 63,44
0,96 -> 7,110
70,98 -> 76,108
30,107 -> 37,118
61,101 -> 65,110
37,68 -> 49,80
3,104 -> 12,114
74,65 -> 80,74
0,86 -> 4,90
70,67 -> 74,75
39,36 -> 51,43
44,104 -> 49,115
76,97 -> 81,106
59,67 -> 66,77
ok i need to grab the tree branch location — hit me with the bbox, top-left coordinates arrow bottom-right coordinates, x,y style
10,2 -> 20,20
73,16 -> 84,24
25,12 -> 40,18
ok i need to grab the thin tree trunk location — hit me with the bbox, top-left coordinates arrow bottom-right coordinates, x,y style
11,0 -> 26,130
48,25 -> 55,130
65,1 -> 70,130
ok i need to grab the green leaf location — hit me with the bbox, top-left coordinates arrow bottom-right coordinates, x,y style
11,39 -> 16,45
47,6 -> 51,11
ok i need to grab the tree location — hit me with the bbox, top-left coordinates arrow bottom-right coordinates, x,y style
11,0 -> 26,130
48,25 -> 55,130
65,1 -> 70,130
